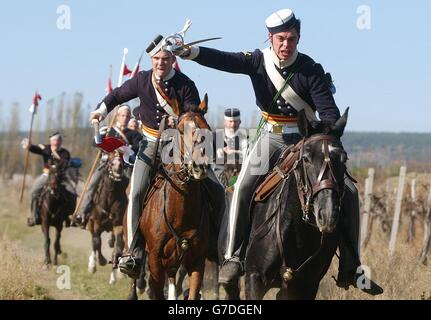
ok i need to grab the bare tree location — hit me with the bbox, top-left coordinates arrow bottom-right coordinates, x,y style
2,103 -> 21,179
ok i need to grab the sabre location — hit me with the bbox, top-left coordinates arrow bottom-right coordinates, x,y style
162,19 -> 222,55
92,120 -> 102,145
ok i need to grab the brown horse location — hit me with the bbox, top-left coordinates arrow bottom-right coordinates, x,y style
125,97 -> 211,300
40,161 -> 76,267
87,150 -> 128,284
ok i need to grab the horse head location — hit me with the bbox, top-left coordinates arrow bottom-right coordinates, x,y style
175,94 -> 211,181
107,150 -> 124,182
46,159 -> 67,195
296,108 -> 349,233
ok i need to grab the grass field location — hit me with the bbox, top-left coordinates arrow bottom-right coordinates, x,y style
1,178 -> 430,300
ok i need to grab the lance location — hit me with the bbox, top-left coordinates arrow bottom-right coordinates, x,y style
130,49 -> 145,78
72,48 -> 129,223
19,91 -> 41,202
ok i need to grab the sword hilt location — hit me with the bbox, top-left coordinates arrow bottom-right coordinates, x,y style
92,120 -> 102,145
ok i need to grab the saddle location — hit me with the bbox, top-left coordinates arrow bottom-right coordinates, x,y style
254,141 -> 304,202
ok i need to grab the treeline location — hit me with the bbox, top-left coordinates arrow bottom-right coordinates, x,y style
1,92 -> 430,180
0,92 -> 96,178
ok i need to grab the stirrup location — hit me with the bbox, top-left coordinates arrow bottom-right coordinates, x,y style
118,254 -> 141,279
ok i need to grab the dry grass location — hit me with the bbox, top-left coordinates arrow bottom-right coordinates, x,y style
0,234 -> 52,300
317,227 -> 431,300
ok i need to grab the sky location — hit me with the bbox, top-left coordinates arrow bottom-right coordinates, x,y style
0,0 -> 430,132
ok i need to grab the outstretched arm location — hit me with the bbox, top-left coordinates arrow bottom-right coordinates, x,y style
182,46 -> 259,75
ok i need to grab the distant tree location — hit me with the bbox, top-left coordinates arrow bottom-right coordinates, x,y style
2,103 -> 20,179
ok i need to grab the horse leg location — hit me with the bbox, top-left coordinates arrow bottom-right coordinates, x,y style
136,253 -> 147,294
208,261 -> 220,300
187,261 -> 205,300
108,231 -> 115,248
88,229 -> 98,273
245,271 -> 265,300
95,231 -> 107,266
53,226 -> 62,266
42,223 -> 51,267
168,275 -> 177,300
176,263 -> 187,298
148,254 -> 166,300
222,281 -> 240,300
127,280 -> 138,300
110,227 -> 125,284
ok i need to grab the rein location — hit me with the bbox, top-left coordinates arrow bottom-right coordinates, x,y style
272,134 -> 346,281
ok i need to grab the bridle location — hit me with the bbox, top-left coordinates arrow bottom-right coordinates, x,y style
161,112 -> 209,186
107,150 -> 124,182
276,133 -> 347,282
293,134 -> 346,227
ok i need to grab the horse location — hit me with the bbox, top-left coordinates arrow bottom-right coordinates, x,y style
40,160 -> 77,267
244,109 -> 349,300
124,96 -> 212,300
87,150 -> 129,284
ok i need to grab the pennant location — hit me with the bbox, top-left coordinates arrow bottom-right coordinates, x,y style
131,63 -> 140,78
29,91 -> 42,114
123,64 -> 132,76
107,77 -> 113,93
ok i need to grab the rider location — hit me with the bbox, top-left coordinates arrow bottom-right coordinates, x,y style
127,117 -> 140,132
89,34 -> 225,278
74,105 -> 142,228
213,108 -> 248,186
22,132 -> 72,227
178,8 -> 383,295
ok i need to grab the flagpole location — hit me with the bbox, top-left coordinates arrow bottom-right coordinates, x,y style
131,50 -> 145,78
19,101 -> 36,203
72,48 -> 129,224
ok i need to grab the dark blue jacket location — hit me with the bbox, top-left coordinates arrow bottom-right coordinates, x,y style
193,47 -> 340,124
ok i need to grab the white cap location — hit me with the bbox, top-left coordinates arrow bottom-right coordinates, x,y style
265,9 -> 299,34
117,104 -> 131,114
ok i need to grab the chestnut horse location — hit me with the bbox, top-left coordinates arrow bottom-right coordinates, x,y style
125,96 -> 212,300
87,150 -> 128,284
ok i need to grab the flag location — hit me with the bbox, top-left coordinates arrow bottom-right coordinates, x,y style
107,77 -> 113,94
123,64 -> 132,76
106,65 -> 113,94
29,91 -> 42,114
130,63 -> 140,78
173,61 -> 181,72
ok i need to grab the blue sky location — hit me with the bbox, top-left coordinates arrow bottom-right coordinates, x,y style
0,0 -> 430,132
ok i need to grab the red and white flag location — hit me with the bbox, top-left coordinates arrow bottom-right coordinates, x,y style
29,91 -> 42,114
123,64 -> 132,76
130,63 -> 140,78
131,50 -> 145,78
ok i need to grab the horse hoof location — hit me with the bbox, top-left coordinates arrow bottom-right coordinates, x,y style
282,268 -> 294,282
88,266 -> 96,274
42,264 -> 50,271
99,256 -> 108,266
109,279 -> 116,285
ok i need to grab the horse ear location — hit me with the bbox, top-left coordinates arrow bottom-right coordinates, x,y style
198,94 -> 208,114
297,109 -> 311,137
331,107 -> 349,138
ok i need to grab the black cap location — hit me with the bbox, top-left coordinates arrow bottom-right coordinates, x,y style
224,108 -> 241,118
146,35 -> 164,54
49,132 -> 62,139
